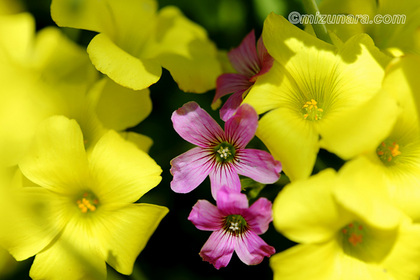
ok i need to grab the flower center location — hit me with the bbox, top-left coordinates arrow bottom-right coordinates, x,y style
302,99 -> 323,121
376,140 -> 401,165
214,142 -> 236,163
223,214 -> 248,236
76,192 -> 99,213
339,221 -> 367,259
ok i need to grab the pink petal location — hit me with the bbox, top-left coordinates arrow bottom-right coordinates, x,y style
219,90 -> 247,122
254,36 -> 274,79
224,104 -> 258,148
199,229 -> 235,269
213,73 -> 252,104
171,102 -> 224,148
170,147 -> 213,193
209,164 -> 241,200
235,230 -> 275,266
215,185 -> 249,215
188,200 -> 222,231
235,148 -> 281,184
244,197 -> 273,235
228,30 -> 260,77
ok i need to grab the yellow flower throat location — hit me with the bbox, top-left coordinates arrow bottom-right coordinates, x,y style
76,192 -> 99,213
376,140 -> 401,164
302,99 -> 323,121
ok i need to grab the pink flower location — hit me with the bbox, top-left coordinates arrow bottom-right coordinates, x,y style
170,101 -> 281,199
188,186 -> 275,269
213,30 -> 273,121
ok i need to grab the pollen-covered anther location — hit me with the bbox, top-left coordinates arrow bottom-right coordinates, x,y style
217,146 -> 232,159
76,192 -> 99,213
302,99 -> 323,121
223,214 -> 248,236
348,233 -> 363,246
214,142 -> 236,163
341,221 -> 365,247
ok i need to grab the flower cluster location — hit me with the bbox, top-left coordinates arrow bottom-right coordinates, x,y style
3,0 -> 420,279
240,4 -> 420,280
0,0 -> 221,279
170,101 -> 281,268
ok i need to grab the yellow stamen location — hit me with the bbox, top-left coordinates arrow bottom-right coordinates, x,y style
302,99 -> 323,121
76,192 -> 99,213
390,142 -> 401,157
348,233 -> 363,246
376,141 -> 402,164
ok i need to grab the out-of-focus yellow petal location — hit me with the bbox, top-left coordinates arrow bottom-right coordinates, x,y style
383,220 -> 420,279
0,67 -> 59,167
31,26 -> 98,88
88,33 -> 162,90
273,169 -> 353,244
388,55 -> 420,125
119,132 -> 154,153
19,116 -> 89,195
149,6 -> 221,93
335,157 -> 402,230
0,0 -> 24,15
0,13 -> 34,63
91,77 -> 152,131
271,242 -> 338,280
0,175 -> 65,261
374,1 -> 420,55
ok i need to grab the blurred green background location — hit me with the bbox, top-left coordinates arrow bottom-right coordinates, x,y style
3,0 -> 339,279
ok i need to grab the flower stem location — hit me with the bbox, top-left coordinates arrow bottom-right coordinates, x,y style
301,0 -> 332,44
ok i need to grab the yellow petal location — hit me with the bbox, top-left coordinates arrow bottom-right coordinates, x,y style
0,13 -> 34,63
256,107 -> 319,181
51,0 -> 157,36
32,26 -> 98,88
334,157 -> 402,230
119,132 -> 154,153
94,204 -> 168,274
0,185 -> 64,261
387,55 -> 420,125
318,88 -> 398,159
29,216 -> 107,280
88,130 -> 162,207
19,116 -> 89,195
383,220 -> 420,279
273,169 -> 352,244
149,6 -> 221,93
92,77 -> 152,131
87,33 -> 162,90
317,35 -> 396,159
244,61 -> 299,115
271,242 -> 338,280
262,13 -> 336,67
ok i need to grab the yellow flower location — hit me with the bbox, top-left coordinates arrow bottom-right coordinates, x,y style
362,55 -> 420,222
0,116 -> 168,279
51,0 -> 221,92
270,157 -> 420,280
243,13 -> 398,181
